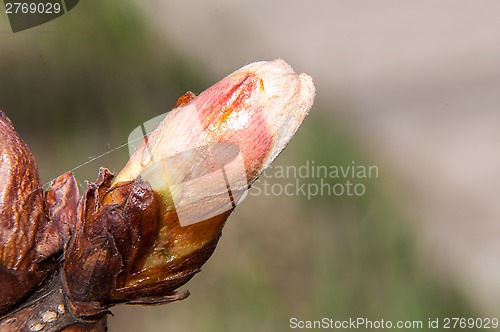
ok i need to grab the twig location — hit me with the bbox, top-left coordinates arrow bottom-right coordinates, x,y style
0,273 -> 105,332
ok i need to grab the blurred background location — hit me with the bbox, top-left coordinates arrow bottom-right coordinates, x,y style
1,1 -> 500,331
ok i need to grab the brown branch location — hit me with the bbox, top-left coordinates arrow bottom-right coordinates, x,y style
0,273 -> 106,332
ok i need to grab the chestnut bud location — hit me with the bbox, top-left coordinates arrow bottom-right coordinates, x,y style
61,59 -> 315,318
